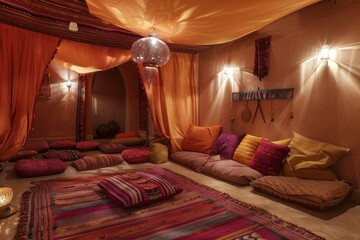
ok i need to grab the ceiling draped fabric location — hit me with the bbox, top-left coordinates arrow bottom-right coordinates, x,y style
86,0 -> 320,45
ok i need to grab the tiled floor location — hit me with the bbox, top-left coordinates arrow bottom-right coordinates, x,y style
1,161 -> 360,240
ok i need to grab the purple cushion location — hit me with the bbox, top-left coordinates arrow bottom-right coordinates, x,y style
98,172 -> 182,208
49,140 -> 76,150
42,150 -> 84,161
201,155 -> 263,185
211,133 -> 245,159
99,143 -> 126,154
14,159 -> 67,178
75,141 -> 101,151
171,151 -> 210,172
23,139 -> 49,153
121,148 -> 149,163
72,154 -> 123,171
249,139 -> 290,176
10,150 -> 38,162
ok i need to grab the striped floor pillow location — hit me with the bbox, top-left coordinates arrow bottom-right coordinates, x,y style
42,150 -> 84,161
98,172 -> 183,208
72,154 -> 124,171
98,143 -> 126,154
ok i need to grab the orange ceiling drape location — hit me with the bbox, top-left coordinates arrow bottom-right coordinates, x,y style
54,40 -> 132,74
0,24 -> 60,161
86,0 -> 320,45
139,52 -> 198,152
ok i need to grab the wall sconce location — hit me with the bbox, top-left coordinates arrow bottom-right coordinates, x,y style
69,22 -> 78,32
0,186 -> 17,218
66,67 -> 72,91
320,43 -> 330,61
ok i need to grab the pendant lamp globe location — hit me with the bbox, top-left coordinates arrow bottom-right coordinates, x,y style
131,32 -> 170,88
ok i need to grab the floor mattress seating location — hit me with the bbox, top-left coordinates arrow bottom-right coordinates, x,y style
171,125 -> 353,210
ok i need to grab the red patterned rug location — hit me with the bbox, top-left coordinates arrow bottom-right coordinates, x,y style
15,167 -> 324,240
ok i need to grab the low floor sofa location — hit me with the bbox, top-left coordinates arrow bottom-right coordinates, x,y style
171,125 -> 353,210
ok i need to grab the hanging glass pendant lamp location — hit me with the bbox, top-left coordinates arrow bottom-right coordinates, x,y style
131,31 -> 170,88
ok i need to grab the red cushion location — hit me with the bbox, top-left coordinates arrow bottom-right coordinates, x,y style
49,140 -> 76,150
115,131 -> 140,139
14,159 -> 67,178
42,150 -> 84,161
249,139 -> 290,176
10,150 -> 38,162
99,143 -> 126,154
75,141 -> 101,151
23,139 -> 49,153
121,148 -> 150,163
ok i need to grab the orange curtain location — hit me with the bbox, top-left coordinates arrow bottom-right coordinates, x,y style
140,52 -> 199,152
54,40 -> 131,74
0,24 -> 60,161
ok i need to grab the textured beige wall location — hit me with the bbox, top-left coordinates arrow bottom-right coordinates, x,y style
199,0 -> 360,189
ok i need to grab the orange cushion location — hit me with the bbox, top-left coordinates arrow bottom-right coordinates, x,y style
115,131 -> 140,139
181,124 -> 222,154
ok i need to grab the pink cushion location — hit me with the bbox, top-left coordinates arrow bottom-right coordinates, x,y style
23,139 -> 49,153
249,139 -> 290,176
75,141 -> 101,151
171,151 -> 210,172
10,150 -> 38,162
14,159 -> 67,178
211,133 -> 245,159
98,172 -> 182,208
42,150 -> 84,161
121,148 -> 149,163
49,140 -> 76,150
72,154 -> 123,171
99,143 -> 126,154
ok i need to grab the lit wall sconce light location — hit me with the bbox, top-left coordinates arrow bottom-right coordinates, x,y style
69,22 -> 78,32
66,67 -> 72,91
0,186 -> 17,219
320,43 -> 330,61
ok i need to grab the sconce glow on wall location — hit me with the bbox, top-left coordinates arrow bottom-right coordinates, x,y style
66,68 -> 72,91
222,66 -> 240,77
320,43 -> 330,61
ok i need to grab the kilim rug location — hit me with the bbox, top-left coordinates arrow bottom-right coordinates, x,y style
15,167 -> 325,240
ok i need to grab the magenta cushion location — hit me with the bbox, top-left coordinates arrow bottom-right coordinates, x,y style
14,159 -> 67,178
98,172 -> 183,208
75,141 -> 101,151
211,133 -> 245,159
72,154 -> 123,171
99,143 -> 126,154
23,139 -> 49,153
121,148 -> 149,163
42,150 -> 84,161
49,140 -> 76,150
10,150 -> 38,162
249,139 -> 290,176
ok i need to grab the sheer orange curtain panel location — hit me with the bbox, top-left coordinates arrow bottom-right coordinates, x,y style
0,24 -> 60,161
139,52 -> 199,152
54,40 -> 132,74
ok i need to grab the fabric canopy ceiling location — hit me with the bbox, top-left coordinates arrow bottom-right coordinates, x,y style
0,0 -> 321,51
86,0 -> 321,45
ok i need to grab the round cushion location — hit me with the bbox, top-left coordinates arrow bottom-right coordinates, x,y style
14,159 -> 67,178
121,148 -> 149,163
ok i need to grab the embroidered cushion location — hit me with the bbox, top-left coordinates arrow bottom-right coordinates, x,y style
251,176 -> 352,210
72,154 -> 123,171
42,150 -> 84,161
98,172 -> 183,208
211,133 -> 245,159
99,143 -> 126,154
10,150 -> 38,162
23,139 -> 49,153
249,139 -> 290,176
121,148 -> 150,163
181,124 -> 222,154
75,141 -> 101,151
49,140 -> 76,150
14,159 -> 67,178
233,134 -> 263,166
282,132 -> 350,180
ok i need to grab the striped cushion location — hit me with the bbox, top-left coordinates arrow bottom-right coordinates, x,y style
72,154 -> 124,171
42,150 -> 84,161
98,172 -> 183,208
99,143 -> 126,154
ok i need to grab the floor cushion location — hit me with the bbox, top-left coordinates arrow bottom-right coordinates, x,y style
251,176 -> 353,210
49,140 -> 76,150
10,150 -> 38,162
201,155 -> 263,185
121,148 -> 150,163
23,139 -> 49,153
98,172 -> 183,208
109,137 -> 147,146
171,151 -> 210,172
99,143 -> 126,154
75,141 -> 101,151
149,143 -> 168,164
72,154 -> 123,171
42,150 -> 84,161
14,159 -> 67,178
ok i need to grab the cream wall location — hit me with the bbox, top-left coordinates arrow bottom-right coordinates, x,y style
199,0 -> 360,189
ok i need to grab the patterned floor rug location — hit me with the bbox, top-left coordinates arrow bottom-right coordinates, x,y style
15,167 -> 324,240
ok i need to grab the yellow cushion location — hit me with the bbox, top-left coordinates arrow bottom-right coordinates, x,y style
181,124 -> 222,154
273,138 -> 292,146
149,142 -> 168,164
282,132 -> 350,180
232,134 -> 262,166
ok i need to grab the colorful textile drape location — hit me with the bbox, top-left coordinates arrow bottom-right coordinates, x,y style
0,24 -> 60,161
253,36 -> 271,80
139,53 -> 198,152
76,75 -> 87,142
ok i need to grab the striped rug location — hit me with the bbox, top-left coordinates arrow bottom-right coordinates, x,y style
15,167 -> 324,240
